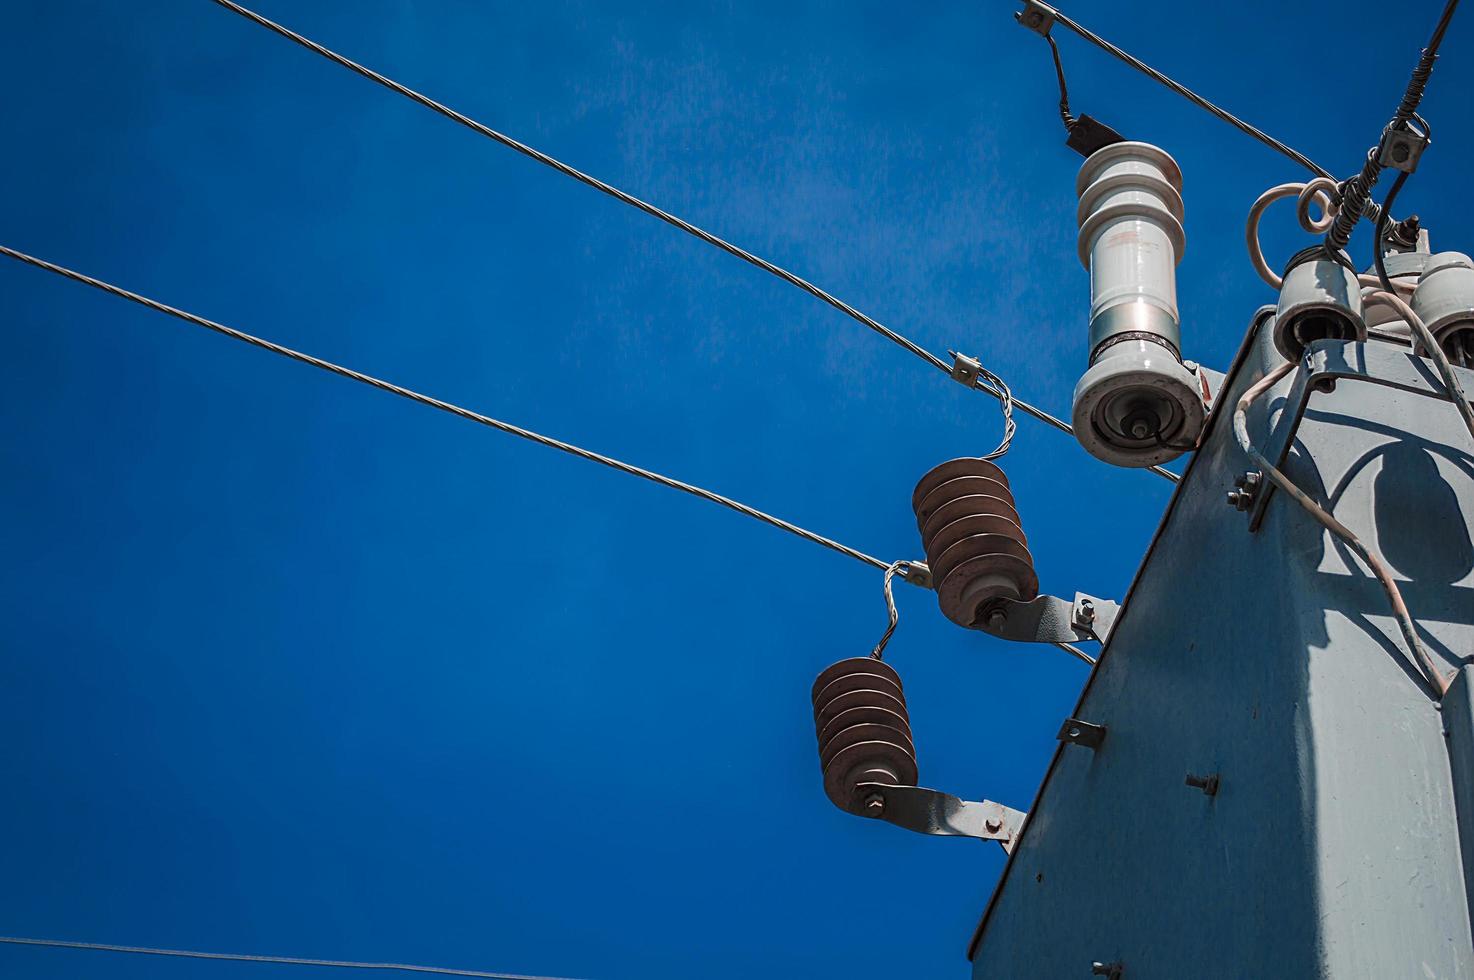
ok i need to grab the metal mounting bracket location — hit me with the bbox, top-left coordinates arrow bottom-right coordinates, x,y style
977,592 -> 1120,645
1057,717 -> 1107,750
854,782 -> 1026,852
1247,339 -> 1474,532
1014,0 -> 1057,35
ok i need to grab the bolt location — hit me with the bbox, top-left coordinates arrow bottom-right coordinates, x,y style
1312,376 -> 1337,394
1393,142 -> 1411,163
985,607 -> 1007,630
985,817 -> 1003,834
1185,772 -> 1220,797
1078,599 -> 1096,623
1092,963 -> 1124,979
1020,10 -> 1043,27
1226,489 -> 1252,511
864,793 -> 885,816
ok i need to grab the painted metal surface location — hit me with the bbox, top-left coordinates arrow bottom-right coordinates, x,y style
970,315 -> 1474,978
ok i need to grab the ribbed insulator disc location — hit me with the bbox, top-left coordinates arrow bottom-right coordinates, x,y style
913,458 -> 1039,630
814,687 -> 908,736
812,658 -> 919,814
919,494 -> 1022,543
817,705 -> 912,749
923,513 -> 1028,582
910,458 -> 1011,513
936,550 -> 1039,628
914,476 -> 1016,531
811,657 -> 903,705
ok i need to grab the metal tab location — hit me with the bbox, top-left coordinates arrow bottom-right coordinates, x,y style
1057,717 -> 1107,750
974,593 -> 1120,645
854,782 -> 1026,852
1014,0 -> 1057,35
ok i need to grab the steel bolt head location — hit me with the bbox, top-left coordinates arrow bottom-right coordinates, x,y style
985,817 -> 1003,833
863,793 -> 885,816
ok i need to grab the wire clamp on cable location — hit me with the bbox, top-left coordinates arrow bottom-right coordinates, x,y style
949,351 -> 985,388
898,561 -> 933,590
1015,0 -> 1058,36
1378,125 -> 1430,174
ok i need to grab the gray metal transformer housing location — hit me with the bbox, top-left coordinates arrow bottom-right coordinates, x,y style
970,312 -> 1474,979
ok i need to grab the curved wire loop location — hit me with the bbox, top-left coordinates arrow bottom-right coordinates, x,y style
869,560 -> 920,660
975,367 -> 1017,461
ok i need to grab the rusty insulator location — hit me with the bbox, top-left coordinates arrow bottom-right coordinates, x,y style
912,458 -> 1038,628
812,657 -> 918,814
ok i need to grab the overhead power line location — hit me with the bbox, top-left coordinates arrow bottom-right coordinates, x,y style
1038,3 -> 1337,182
208,0 -> 1177,485
0,242 -> 892,573
0,935 -> 576,979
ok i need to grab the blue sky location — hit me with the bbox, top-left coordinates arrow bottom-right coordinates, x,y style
1,2 -> 1470,978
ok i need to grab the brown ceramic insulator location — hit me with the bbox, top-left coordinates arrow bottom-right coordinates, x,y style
910,457 -> 1011,513
812,658 -> 919,814
912,458 -> 1039,630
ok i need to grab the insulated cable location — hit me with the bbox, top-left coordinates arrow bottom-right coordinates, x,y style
1042,4 -> 1339,182
0,935 -> 575,980
1364,289 -> 1474,449
210,0 -> 1178,485
1245,182 -> 1414,295
0,242 -> 893,574
1233,363 -> 1450,698
1323,0 -> 1460,252
1373,170 -> 1413,294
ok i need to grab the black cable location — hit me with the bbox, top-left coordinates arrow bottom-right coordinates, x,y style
1374,170 -> 1412,294
1045,34 -> 1076,131
207,0 -> 1169,482
1044,5 -> 1335,179
1325,0 -> 1460,251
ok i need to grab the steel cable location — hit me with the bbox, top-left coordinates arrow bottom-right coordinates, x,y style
0,936 -> 575,980
210,0 -> 1177,484
0,242 -> 892,573
1045,4 -> 1337,181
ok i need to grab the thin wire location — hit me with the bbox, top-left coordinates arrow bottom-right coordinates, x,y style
0,242 -> 889,572
208,1 -> 947,371
1046,5 -> 1335,180
210,0 -> 1178,485
1373,170 -> 1412,294
1053,641 -> 1095,666
1234,363 -> 1449,697
0,936 -> 575,980
975,365 -> 1017,460
1366,289 -> 1474,449
1045,33 -> 1076,130
869,560 -> 913,659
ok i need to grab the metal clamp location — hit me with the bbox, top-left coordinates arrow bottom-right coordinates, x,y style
1014,0 -> 1057,35
898,561 -> 934,590
949,351 -> 984,388
1378,127 -> 1430,174
855,782 -> 1026,852
978,592 -> 1120,645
